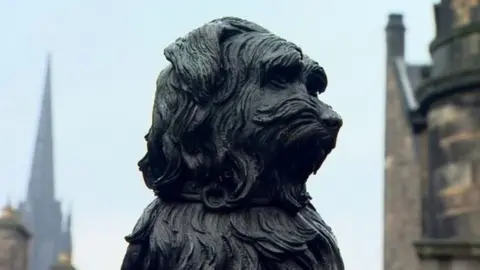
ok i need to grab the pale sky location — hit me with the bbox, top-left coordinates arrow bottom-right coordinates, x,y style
0,0 -> 435,269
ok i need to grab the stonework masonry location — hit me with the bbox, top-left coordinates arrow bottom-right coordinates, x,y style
383,14 -> 422,270
0,206 -> 30,270
385,1 -> 480,269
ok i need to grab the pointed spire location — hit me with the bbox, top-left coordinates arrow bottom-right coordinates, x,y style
61,205 -> 73,257
66,208 -> 72,229
65,208 -> 72,254
5,196 -> 11,207
27,53 -> 55,201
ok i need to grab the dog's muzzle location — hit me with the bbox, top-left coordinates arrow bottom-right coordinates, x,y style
318,107 -> 342,149
319,108 -> 342,134
252,96 -> 342,149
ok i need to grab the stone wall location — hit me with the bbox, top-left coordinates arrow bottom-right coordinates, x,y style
0,229 -> 29,270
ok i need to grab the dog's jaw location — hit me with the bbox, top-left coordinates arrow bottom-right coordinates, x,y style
263,115 -> 338,182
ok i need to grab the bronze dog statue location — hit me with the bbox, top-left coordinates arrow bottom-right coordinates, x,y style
121,17 -> 344,270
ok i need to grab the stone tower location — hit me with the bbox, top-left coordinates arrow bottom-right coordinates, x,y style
17,54 -> 74,270
0,203 -> 31,270
384,1 -> 480,269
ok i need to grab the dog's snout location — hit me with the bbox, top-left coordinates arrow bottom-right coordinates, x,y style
320,110 -> 342,130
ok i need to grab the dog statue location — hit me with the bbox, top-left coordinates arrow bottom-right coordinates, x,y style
121,17 -> 344,270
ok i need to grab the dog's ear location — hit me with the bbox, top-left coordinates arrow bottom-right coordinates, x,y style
164,21 -> 239,102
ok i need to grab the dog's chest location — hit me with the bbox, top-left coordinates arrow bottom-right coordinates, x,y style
149,207 -> 329,270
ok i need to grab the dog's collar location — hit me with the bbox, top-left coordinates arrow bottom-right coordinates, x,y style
154,181 -> 310,214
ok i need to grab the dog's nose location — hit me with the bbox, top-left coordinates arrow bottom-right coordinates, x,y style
320,110 -> 342,130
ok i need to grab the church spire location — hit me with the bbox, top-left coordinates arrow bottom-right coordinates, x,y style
63,207 -> 73,255
27,53 -> 55,201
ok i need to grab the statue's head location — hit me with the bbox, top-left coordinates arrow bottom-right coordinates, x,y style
139,17 -> 342,212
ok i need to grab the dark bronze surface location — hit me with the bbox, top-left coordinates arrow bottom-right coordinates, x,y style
120,17 -> 344,270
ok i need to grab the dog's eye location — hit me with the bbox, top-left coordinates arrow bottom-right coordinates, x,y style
270,73 -> 289,86
267,66 -> 300,87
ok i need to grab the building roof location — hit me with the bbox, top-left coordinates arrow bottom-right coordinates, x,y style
0,203 -> 31,238
392,57 -> 427,133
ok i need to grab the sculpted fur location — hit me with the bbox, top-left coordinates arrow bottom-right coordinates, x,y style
121,17 -> 344,270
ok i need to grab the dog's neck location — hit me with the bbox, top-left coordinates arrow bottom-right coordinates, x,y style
153,176 -> 311,215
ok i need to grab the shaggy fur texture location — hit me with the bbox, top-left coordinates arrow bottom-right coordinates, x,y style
121,17 -> 344,270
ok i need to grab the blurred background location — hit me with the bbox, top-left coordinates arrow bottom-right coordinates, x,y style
2,0 -> 479,270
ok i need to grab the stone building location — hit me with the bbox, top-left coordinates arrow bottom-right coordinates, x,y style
0,54 -> 76,270
384,1 -> 480,270
0,204 -> 30,270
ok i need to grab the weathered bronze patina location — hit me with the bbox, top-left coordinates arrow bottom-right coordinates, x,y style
121,17 -> 344,270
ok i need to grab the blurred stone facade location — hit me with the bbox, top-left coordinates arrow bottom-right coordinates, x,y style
385,1 -> 480,269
